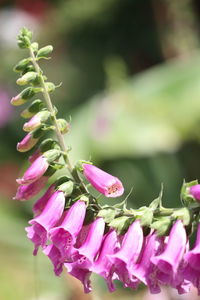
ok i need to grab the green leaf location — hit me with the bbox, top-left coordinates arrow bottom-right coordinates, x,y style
149,184 -> 163,210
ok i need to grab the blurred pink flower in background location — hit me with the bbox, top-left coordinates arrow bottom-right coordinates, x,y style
0,90 -> 13,128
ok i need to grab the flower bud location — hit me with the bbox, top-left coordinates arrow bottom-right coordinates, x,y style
17,72 -> 38,86
17,27 -> 32,49
31,42 -> 39,52
39,138 -> 60,153
82,163 -> 124,197
45,82 -> 55,93
13,58 -> 31,73
57,180 -> 74,196
43,149 -> 61,163
21,99 -> 45,118
37,45 -> 53,58
17,132 -> 39,152
57,119 -> 70,134
23,110 -> 51,132
11,87 -> 41,106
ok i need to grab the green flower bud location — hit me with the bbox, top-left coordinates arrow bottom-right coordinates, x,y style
17,72 -> 38,86
45,82 -> 55,93
21,99 -> 45,118
40,138 -> 60,153
57,118 -> 70,134
37,45 -> 53,58
19,87 -> 41,101
43,149 -> 61,163
13,58 -> 31,73
17,28 -> 32,48
31,42 -> 39,52
57,181 -> 74,197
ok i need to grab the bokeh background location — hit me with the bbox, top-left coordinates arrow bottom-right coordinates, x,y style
1,0 -> 200,299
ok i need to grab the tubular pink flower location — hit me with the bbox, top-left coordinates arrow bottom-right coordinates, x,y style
13,176 -> 48,201
151,220 -> 187,276
33,184 -> 56,216
130,233 -> 162,293
64,218 -> 105,293
82,163 -> 124,197
185,223 -> 200,271
10,94 -> 27,106
43,244 -> 63,276
16,155 -> 49,185
108,220 -> 143,289
26,190 -> 65,255
91,230 -> 120,292
49,200 -> 87,262
17,132 -> 39,152
189,184 -> 200,201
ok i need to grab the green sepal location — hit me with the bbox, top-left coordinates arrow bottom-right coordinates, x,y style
134,206 -> 153,227
57,119 -> 70,134
32,127 -> 43,139
13,58 -> 31,72
39,138 -> 60,153
151,217 -> 172,236
43,149 -> 61,163
21,99 -> 45,118
181,180 -> 198,207
43,166 -> 57,177
149,184 -> 163,210
75,160 -> 93,172
109,216 -> 134,235
98,207 -> 118,223
172,207 -> 191,226
17,72 -> 38,86
31,42 -> 39,52
57,181 -> 74,197
54,176 -> 72,188
20,87 -> 42,100
17,28 -> 32,49
37,45 -> 53,58
45,82 -> 55,93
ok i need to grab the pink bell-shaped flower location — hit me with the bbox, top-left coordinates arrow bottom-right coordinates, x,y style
83,163 -> 124,197
26,190 -> 65,255
17,155 -> 49,185
13,176 -> 48,201
151,220 -> 187,276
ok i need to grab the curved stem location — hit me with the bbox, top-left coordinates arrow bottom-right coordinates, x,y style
29,47 -> 87,192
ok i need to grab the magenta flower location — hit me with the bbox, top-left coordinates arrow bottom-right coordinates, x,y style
108,220 -> 144,289
91,230 -> 120,292
82,163 -> 124,197
130,233 -> 162,293
17,132 -> 39,152
43,244 -> 63,276
49,200 -> 87,262
13,176 -> 48,201
33,184 -> 56,216
189,184 -> 200,201
151,220 -> 187,275
26,190 -> 65,255
64,217 -> 105,293
185,223 -> 200,271
17,155 -> 49,185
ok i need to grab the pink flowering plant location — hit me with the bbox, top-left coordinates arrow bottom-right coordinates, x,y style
11,28 -> 200,295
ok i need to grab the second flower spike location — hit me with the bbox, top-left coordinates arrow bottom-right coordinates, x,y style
82,163 -> 124,198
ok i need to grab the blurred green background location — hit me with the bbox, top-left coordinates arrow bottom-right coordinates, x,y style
1,0 -> 200,299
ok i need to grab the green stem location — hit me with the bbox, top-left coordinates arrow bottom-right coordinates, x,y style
29,46 -> 87,192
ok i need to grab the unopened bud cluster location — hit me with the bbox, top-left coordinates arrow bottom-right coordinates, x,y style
11,28 -> 200,296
